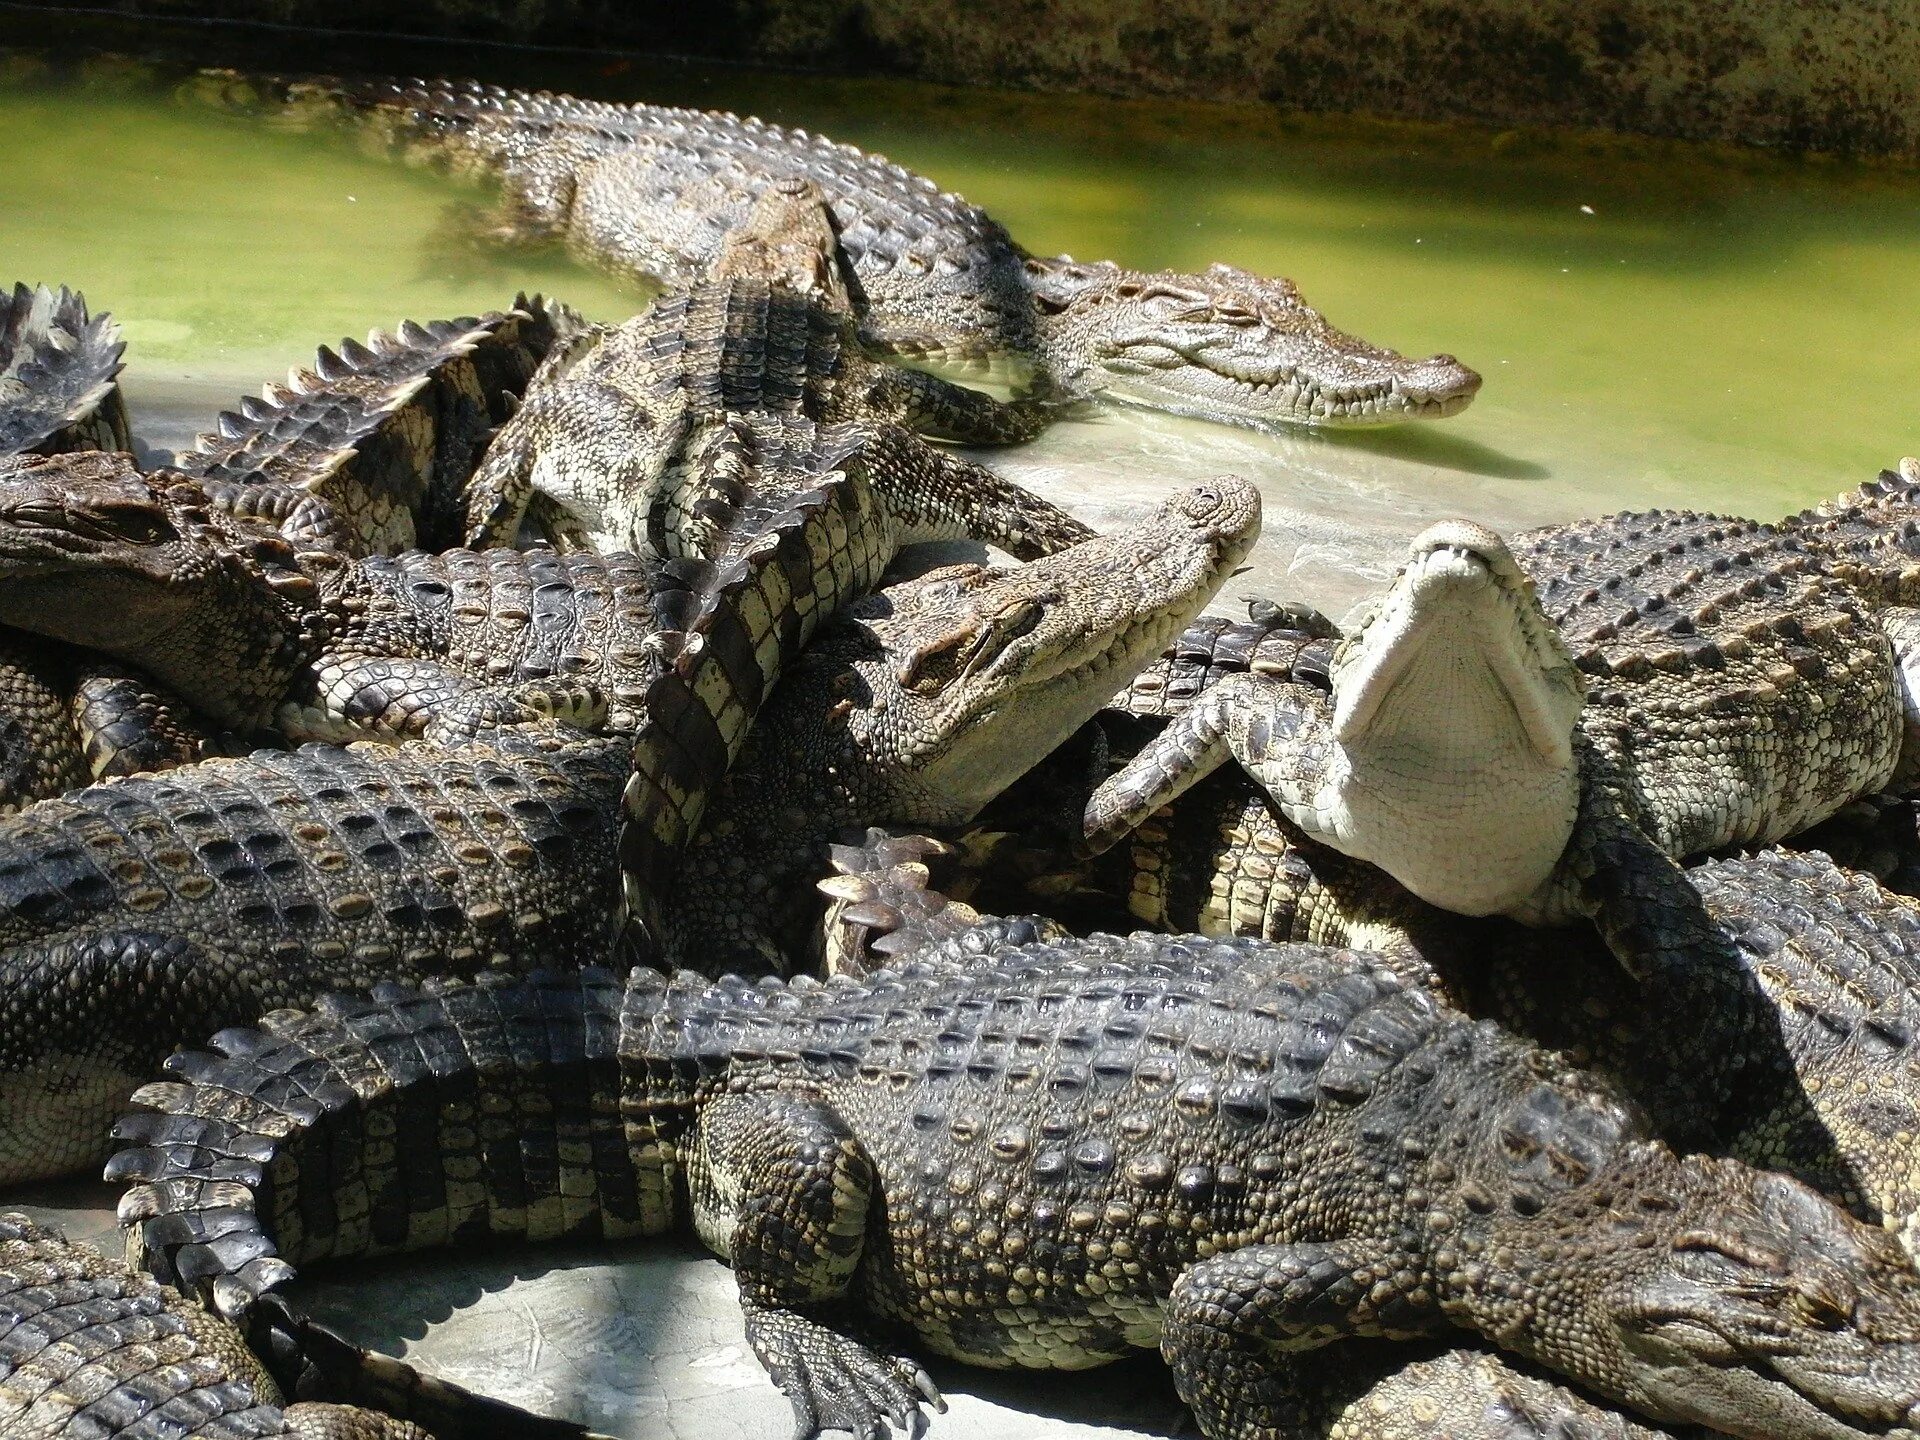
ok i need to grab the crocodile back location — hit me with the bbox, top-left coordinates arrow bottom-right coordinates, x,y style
1513,508 -> 1902,854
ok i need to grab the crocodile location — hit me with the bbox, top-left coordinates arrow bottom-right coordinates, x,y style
1082,471 -> 1920,1011
463,177 -> 1092,558
0,282 -> 130,458
0,1211 -> 602,1439
112,941 -> 1920,1440
177,295 -> 582,556
195,71 -> 1483,431
659,476 -> 1260,971
0,480 -> 1233,1181
0,630 -> 221,813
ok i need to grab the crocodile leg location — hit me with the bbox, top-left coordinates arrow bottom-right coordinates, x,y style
1081,673 -> 1336,856
1316,1346 -> 1689,1440
72,666 -> 219,779
1162,1239 -> 1443,1440
290,654 -> 609,745
693,1090 -> 943,1440
861,424 -> 1093,559
857,361 -> 1052,444
463,378 -> 671,550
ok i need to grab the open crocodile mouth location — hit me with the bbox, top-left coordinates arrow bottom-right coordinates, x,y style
1334,529 -> 1573,767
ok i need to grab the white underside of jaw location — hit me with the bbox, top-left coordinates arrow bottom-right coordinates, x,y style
1309,606 -> 1581,916
1095,365 -> 1471,429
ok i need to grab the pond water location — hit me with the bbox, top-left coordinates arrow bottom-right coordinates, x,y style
5,47 -> 1920,614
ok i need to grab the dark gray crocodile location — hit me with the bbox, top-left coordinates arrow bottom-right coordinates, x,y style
0,1211 -> 600,1439
1083,472 -> 1920,1013
112,939 -> 1920,1440
464,177 -> 1091,558
0,481 -> 1232,1182
178,295 -> 582,556
0,282 -> 130,458
194,71 -> 1482,431
660,477 -> 1260,971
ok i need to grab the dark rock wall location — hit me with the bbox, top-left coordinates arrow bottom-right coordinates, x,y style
13,0 -> 1919,155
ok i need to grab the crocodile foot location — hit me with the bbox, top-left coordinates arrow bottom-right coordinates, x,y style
745,1303 -> 945,1440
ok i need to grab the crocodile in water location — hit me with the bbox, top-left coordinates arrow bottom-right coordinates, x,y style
193,71 -> 1482,431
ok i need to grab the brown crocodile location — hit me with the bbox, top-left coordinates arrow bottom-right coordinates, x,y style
194,71 -> 1483,431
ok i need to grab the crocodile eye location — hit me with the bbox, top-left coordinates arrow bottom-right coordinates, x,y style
1789,1284 -> 1853,1331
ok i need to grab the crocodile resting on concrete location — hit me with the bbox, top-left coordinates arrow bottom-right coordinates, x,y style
463,177 -> 1091,558
0,483 -> 1238,1182
196,71 -> 1482,430
0,282 -> 131,458
1083,469 -> 1920,1011
112,927 -> 1920,1440
0,1212 -> 606,1439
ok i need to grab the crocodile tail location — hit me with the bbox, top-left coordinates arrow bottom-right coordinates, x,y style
0,281 -> 131,457
618,433 -> 892,944
817,826 -> 1068,976
180,70 -> 648,200
256,1294 -> 605,1439
109,968 -> 643,1324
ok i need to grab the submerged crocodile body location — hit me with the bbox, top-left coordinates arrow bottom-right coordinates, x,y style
464,178 -> 1088,558
178,295 -> 581,556
0,282 -> 130,458
113,931 -> 1920,1440
198,71 -> 1482,430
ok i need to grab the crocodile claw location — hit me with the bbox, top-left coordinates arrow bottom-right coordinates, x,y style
746,1305 -> 945,1440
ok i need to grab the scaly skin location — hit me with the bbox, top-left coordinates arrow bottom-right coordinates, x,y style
664,476 -> 1260,971
1084,476 -> 1920,1010
0,455 -> 903,1183
179,295 -> 582,555
114,944 -> 1920,1440
462,178 -> 1090,558
0,1212 -> 599,1439
191,71 -> 1482,430
0,282 -> 130,458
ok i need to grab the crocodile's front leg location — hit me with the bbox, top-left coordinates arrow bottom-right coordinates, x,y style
286,654 -> 609,746
72,666 -> 219,779
692,1091 -> 944,1440
1081,672 -> 1338,856
1163,1239 -> 1445,1440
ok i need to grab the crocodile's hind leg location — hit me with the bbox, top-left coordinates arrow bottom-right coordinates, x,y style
859,423 -> 1094,559
857,359 -> 1055,444
691,1090 -> 944,1440
1162,1239 -> 1443,1440
1081,673 -> 1339,856
287,654 -> 609,745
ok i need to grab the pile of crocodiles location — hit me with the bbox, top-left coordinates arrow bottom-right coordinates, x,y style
8,66 -> 1920,1440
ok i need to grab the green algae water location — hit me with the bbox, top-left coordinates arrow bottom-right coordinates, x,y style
4,43 -> 1920,613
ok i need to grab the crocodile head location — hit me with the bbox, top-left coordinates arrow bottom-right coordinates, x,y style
829,475 -> 1262,819
0,452 -> 306,727
711,175 -> 848,311
1026,258 -> 1481,429
1605,1162 -> 1920,1440
1306,520 -> 1584,915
